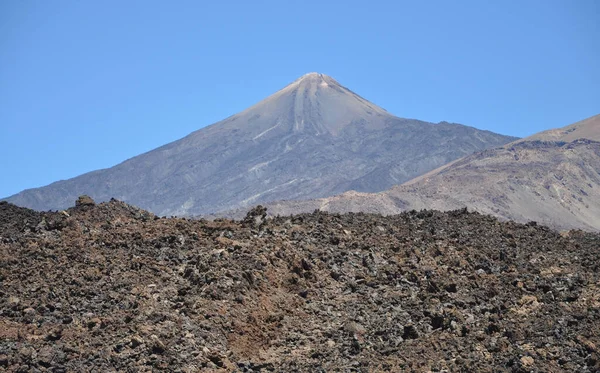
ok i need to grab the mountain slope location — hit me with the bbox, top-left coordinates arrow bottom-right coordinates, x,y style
4,73 -> 516,215
264,114 -> 600,231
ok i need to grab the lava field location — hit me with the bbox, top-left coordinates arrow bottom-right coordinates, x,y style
1,198 -> 599,372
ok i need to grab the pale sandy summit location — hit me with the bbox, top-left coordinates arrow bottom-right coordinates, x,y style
4,73 -> 515,215
265,114 -> 600,231
519,114 -> 600,142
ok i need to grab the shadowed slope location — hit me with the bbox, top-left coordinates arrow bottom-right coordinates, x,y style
263,114 -> 600,231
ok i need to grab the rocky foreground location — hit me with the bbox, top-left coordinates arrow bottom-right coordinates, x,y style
1,198 -> 599,372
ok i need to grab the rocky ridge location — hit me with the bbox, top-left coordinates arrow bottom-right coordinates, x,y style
1,199 -> 599,372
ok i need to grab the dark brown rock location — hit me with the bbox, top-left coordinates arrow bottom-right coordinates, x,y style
1,201 -> 599,371
75,195 -> 95,207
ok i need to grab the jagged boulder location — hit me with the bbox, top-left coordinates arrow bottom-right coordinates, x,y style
75,195 -> 96,207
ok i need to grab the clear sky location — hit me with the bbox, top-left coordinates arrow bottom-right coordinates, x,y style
1,0 -> 598,198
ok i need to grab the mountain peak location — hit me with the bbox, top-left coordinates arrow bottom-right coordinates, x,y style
300,72 -> 325,78
287,72 -> 340,90
298,72 -> 329,80
229,72 -> 391,137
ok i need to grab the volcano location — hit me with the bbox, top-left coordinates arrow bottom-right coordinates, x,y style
5,73 -> 516,215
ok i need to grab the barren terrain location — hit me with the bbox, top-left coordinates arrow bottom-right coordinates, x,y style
1,198 -> 599,372
262,115 -> 600,232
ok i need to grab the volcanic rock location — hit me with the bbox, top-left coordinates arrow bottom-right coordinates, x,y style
75,195 -> 95,207
1,200 -> 599,371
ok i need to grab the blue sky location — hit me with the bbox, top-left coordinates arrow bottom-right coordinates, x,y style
1,0 -> 598,198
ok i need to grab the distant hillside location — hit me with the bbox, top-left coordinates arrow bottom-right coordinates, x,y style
262,114 -> 600,231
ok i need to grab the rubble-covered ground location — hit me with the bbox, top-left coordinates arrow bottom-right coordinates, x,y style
1,198 -> 599,372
